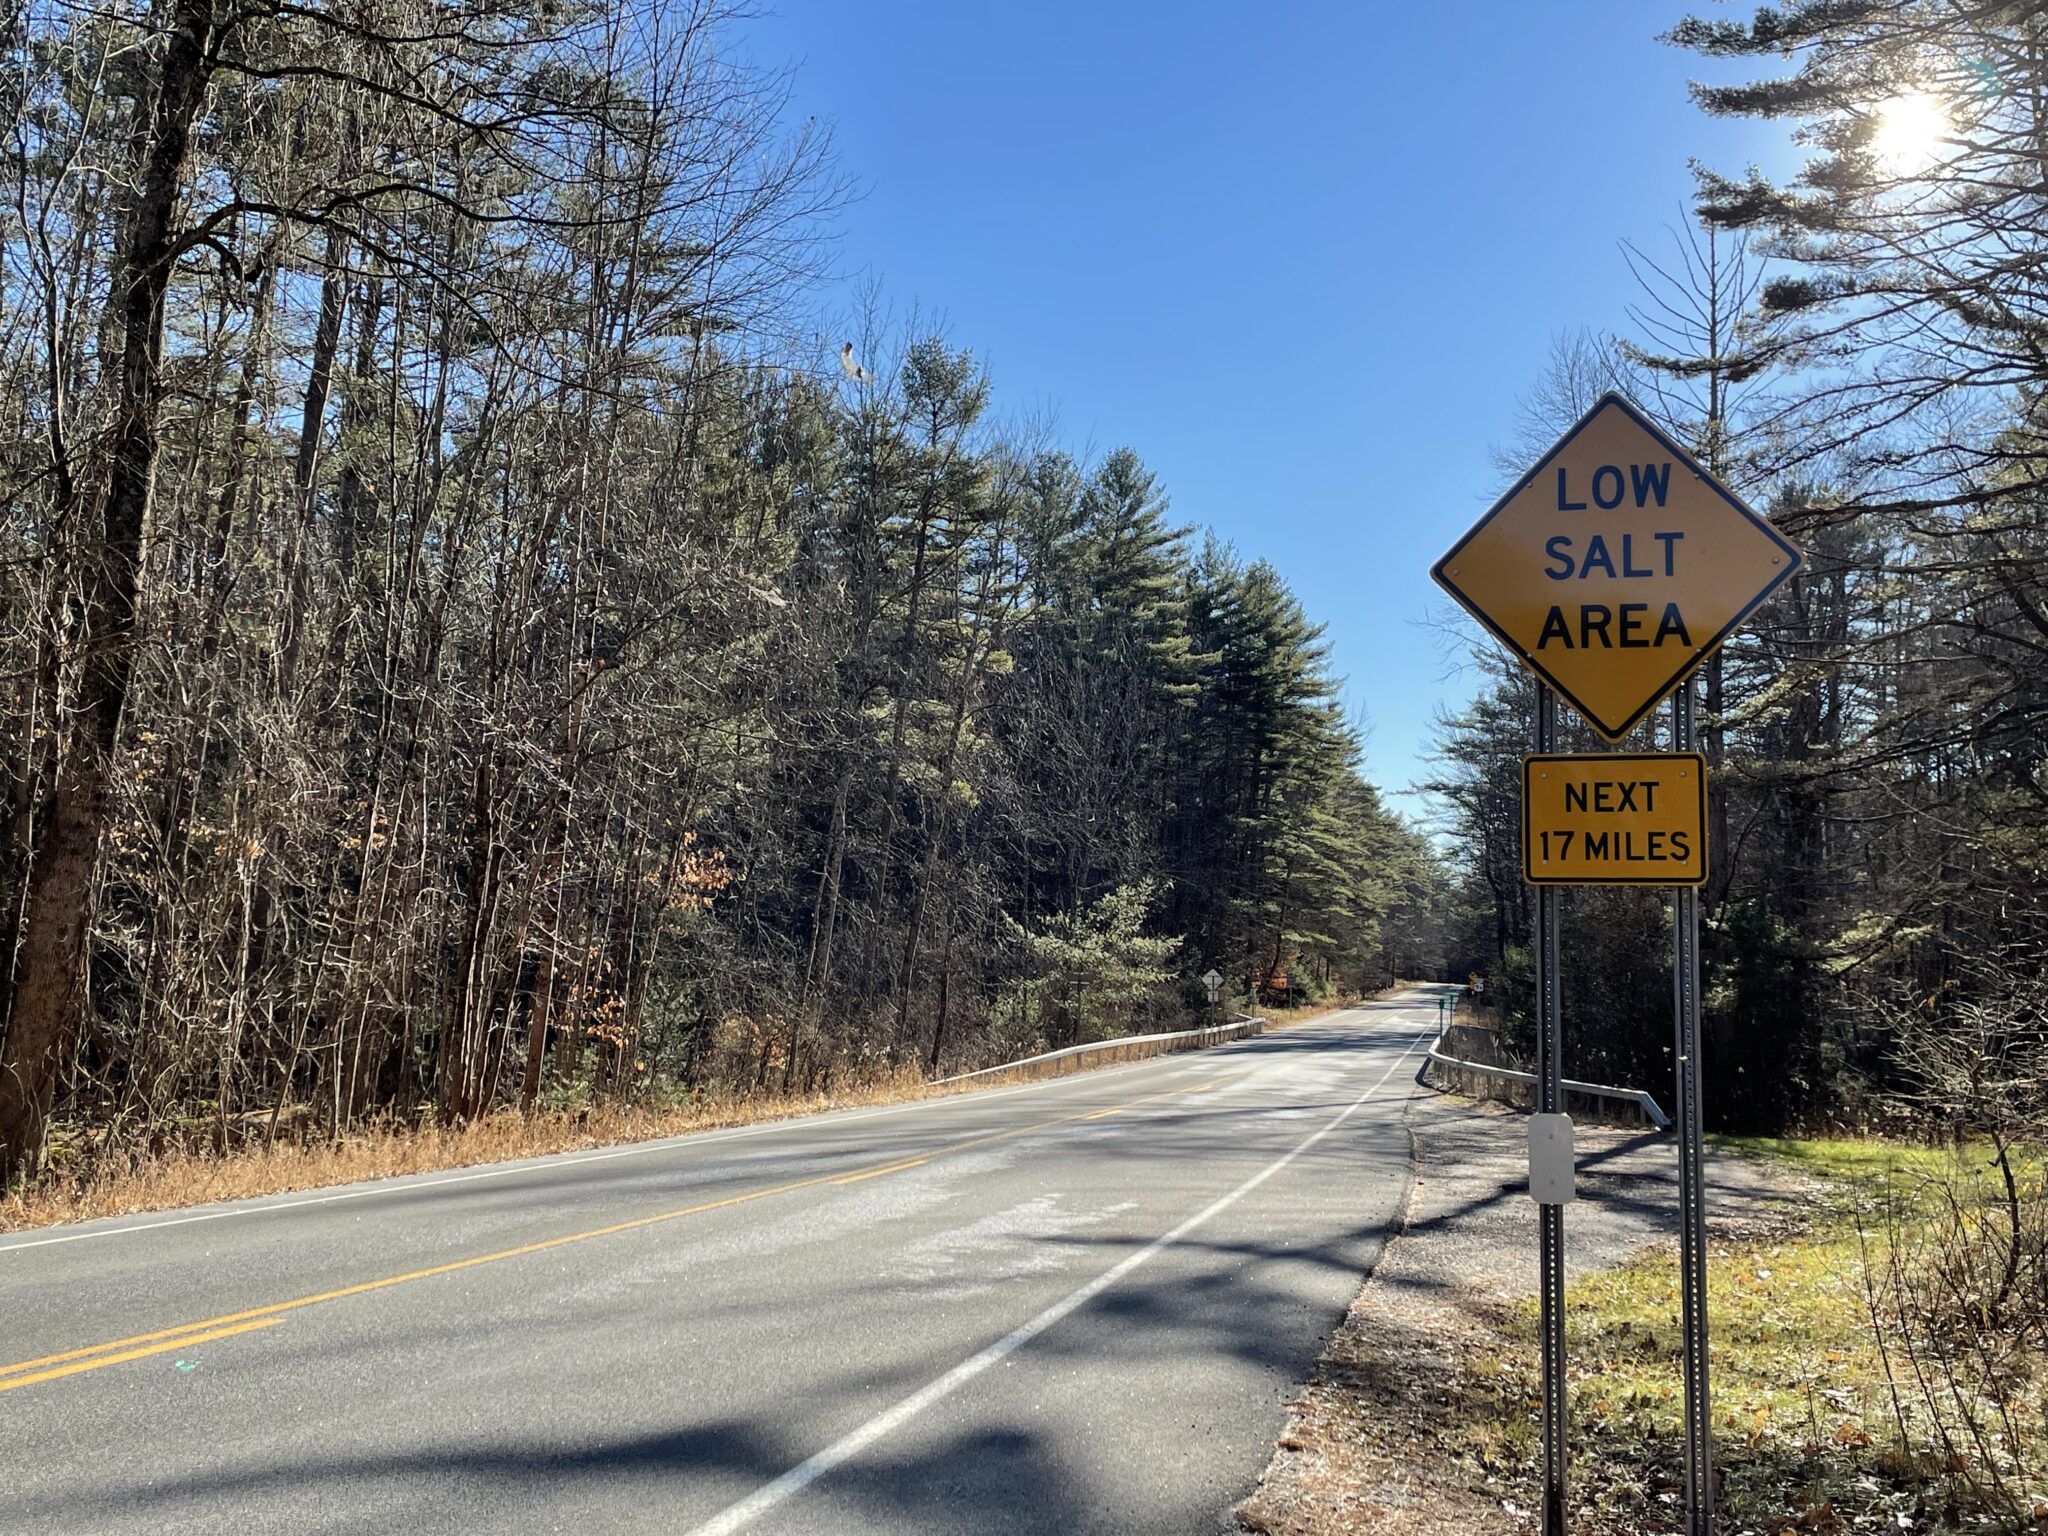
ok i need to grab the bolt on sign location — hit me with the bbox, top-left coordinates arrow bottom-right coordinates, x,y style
1523,753 -> 1707,887
1432,393 -> 1802,740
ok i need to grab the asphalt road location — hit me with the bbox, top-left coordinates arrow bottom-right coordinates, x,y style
1,991 -> 1436,1535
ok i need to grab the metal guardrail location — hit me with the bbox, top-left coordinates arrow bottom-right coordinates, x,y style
930,1016 -> 1267,1087
1420,1032 -> 1671,1129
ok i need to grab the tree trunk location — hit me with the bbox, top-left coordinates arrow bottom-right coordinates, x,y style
926,908 -> 956,1075
520,805 -> 571,1111
1703,649 -> 1731,912
0,0 -> 221,1177
279,224 -> 349,687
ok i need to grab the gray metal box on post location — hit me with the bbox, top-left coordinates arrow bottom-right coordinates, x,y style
1528,1112 -> 1576,1206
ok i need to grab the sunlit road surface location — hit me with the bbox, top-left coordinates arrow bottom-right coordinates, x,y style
2,994 -> 1435,1535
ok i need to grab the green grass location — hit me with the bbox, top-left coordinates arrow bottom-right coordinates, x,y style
1458,1136 -> 2048,1530
1714,1133 -> 1996,1205
1715,1133 -> 1946,1179
1557,1210 -> 1897,1521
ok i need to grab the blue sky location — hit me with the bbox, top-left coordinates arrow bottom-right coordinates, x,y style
741,1 -> 1791,822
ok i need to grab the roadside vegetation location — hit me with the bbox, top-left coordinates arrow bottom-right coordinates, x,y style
1,1076 -> 933,1235
1242,1126 -> 2047,1535
1417,8 -> 2048,1519
1452,1139 -> 2048,1532
0,0 -> 1451,1198
1,992 -> 1362,1235
1428,4 -> 2048,1145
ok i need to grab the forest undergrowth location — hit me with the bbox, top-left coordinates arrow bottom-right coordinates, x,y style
1466,1140 -> 2048,1533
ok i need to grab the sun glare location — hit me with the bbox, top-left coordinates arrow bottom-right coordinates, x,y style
1870,90 -> 1950,172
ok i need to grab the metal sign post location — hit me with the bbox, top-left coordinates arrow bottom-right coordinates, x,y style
1428,390 -> 1801,1536
1672,682 -> 1713,1532
1535,684 -> 1568,1535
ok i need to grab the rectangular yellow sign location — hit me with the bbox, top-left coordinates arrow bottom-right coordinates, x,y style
1522,753 -> 1706,887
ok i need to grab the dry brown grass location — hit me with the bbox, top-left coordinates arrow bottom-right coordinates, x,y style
0,1073 -> 938,1236
1258,999 -> 1354,1031
0,998 -> 1375,1237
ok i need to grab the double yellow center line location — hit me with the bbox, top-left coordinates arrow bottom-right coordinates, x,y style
0,1066 -> 1250,1396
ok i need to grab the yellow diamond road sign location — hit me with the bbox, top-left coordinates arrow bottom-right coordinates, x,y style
1433,393 -> 1801,740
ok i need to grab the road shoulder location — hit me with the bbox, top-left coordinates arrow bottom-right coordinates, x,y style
3,1002 -> 1374,1238
1232,1090 -> 1808,1534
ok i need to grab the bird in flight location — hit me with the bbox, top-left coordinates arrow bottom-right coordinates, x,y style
839,342 -> 874,385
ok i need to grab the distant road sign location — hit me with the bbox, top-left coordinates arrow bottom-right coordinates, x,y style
1432,394 -> 1801,740
1523,752 -> 1707,886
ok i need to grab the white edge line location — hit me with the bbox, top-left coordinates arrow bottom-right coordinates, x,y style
0,1001 -> 1415,1256
682,1026 -> 1429,1536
